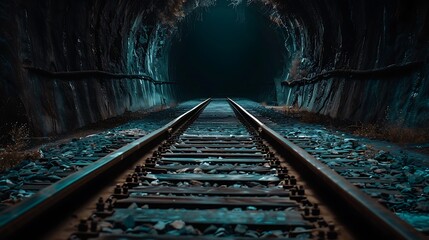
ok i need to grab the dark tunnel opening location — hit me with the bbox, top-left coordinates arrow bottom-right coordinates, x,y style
169,1 -> 285,102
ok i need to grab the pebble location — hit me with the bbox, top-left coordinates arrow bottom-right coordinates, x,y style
176,168 -> 189,173
214,227 -> 226,237
0,179 -> 14,187
98,221 -> 113,228
184,225 -> 199,235
190,180 -> 203,186
408,170 -> 427,184
261,230 -> 284,238
326,162 -> 339,167
128,202 -> 139,209
203,225 -> 218,234
373,168 -> 387,174
355,145 -> 367,151
375,150 -> 393,162
234,224 -> 248,234
296,233 -> 312,239
244,230 -> 259,238
153,221 -> 167,231
113,214 -> 135,230
170,220 -> 185,230
166,230 -> 182,236
129,225 -> 152,234
101,227 -> 124,234
423,185 -> 429,194
416,201 -> 429,211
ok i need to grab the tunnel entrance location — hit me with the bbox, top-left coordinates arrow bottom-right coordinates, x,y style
169,1 -> 285,102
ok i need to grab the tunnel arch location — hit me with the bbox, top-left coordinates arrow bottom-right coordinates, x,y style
159,0 -> 428,127
1,0 -> 428,136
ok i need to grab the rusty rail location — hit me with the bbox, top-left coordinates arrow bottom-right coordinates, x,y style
0,98 -> 210,239
228,98 -> 426,240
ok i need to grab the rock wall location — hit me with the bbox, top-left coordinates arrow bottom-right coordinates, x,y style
2,0 -> 429,137
268,0 -> 429,127
1,0 -> 177,136
0,1 -> 28,142
166,0 -> 429,128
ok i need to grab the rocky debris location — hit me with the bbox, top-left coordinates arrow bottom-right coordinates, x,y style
236,100 -> 429,230
374,150 -> 395,162
91,218 -> 308,238
127,225 -> 153,234
113,213 -> 135,230
153,221 -> 167,231
203,225 -> 218,234
170,220 -> 186,230
214,227 -> 227,237
243,230 -> 260,238
0,101 -> 200,210
396,213 -> 429,232
234,224 -> 248,234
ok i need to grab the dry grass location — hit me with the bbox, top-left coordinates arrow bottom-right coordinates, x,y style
287,56 -> 310,82
275,105 -> 429,145
280,105 -> 328,123
353,124 -> 429,144
0,123 -> 41,172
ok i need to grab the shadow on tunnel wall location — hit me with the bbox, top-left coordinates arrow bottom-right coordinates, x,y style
168,1 -> 285,103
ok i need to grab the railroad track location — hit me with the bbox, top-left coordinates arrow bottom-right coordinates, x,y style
0,99 -> 425,239
236,100 -> 429,232
0,101 -> 201,210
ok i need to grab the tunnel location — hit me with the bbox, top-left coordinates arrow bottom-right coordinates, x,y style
1,0 -> 429,136
1,1 -> 429,238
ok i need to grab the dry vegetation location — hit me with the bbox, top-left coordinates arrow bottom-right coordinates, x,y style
0,101 -> 176,173
352,123 -> 429,144
0,123 -> 41,172
279,105 -> 327,123
157,0 -> 187,26
277,105 -> 429,145
286,56 -> 309,82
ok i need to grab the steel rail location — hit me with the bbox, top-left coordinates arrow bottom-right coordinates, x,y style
227,98 -> 426,240
0,98 -> 211,239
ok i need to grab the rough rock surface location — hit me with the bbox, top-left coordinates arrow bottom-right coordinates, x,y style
0,1 -> 177,136
269,1 -> 429,127
1,0 -> 429,135
172,0 -> 429,128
